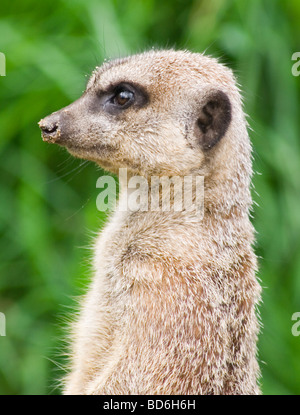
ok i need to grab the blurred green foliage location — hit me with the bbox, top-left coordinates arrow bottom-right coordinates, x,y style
0,0 -> 300,395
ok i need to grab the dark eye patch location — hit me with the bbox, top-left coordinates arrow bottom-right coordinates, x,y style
89,82 -> 149,115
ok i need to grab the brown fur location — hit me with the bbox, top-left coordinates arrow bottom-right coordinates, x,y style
39,49 -> 261,395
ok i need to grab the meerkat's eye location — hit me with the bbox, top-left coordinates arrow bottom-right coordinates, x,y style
113,89 -> 134,107
98,82 -> 148,115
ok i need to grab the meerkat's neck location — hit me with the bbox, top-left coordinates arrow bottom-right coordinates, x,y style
116,167 -> 253,227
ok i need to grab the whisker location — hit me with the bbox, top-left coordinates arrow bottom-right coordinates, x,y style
46,160 -> 90,183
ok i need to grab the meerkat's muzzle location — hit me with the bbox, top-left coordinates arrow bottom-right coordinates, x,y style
39,112 -> 61,143
39,95 -> 87,147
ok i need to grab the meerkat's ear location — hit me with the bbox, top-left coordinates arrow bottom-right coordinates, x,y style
195,90 -> 231,150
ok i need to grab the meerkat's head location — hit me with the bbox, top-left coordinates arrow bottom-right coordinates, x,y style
39,49 -> 251,193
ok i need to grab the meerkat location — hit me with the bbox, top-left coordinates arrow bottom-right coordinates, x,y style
39,49 -> 261,395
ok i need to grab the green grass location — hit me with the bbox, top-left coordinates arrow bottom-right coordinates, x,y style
0,0 -> 300,395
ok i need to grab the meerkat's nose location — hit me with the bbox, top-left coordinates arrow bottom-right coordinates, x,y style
39,113 -> 60,143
